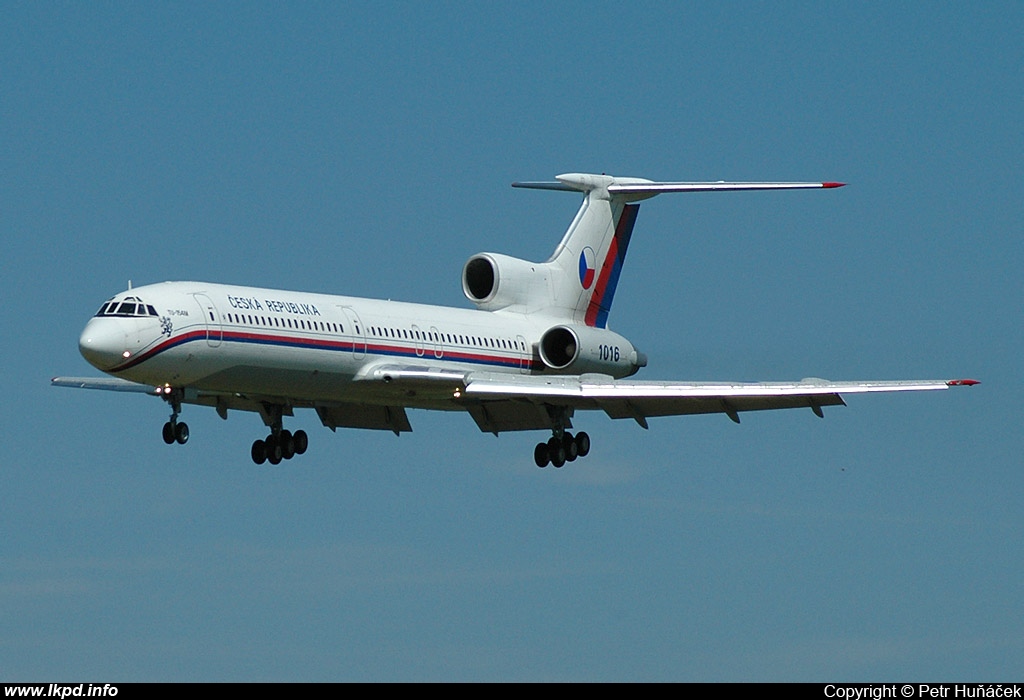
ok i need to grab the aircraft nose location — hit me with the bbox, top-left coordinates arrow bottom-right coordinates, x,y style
79,318 -> 128,371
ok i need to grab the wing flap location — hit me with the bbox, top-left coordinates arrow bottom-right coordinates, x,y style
316,404 -> 412,433
465,400 -> 557,434
594,392 -> 847,421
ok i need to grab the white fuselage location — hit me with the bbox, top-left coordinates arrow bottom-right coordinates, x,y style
78,281 -> 639,409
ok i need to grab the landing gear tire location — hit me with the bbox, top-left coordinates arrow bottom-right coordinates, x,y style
174,422 -> 189,445
279,429 -> 295,460
293,430 -> 308,455
265,435 -> 283,465
534,442 -> 550,468
547,437 -> 566,468
563,433 -> 579,462
251,439 -> 267,465
575,431 -> 590,457
162,421 -> 175,445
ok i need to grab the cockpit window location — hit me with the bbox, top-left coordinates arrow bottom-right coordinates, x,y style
94,297 -> 159,318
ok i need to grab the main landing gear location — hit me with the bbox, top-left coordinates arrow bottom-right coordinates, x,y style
250,403 -> 309,465
533,406 -> 591,468
251,429 -> 308,466
533,431 -> 590,468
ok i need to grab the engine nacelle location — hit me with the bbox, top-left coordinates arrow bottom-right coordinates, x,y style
462,253 -> 548,312
538,325 -> 646,378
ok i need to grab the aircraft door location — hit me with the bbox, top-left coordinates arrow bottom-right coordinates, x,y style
429,326 -> 443,359
193,293 -> 222,347
411,324 -> 425,357
517,334 -> 530,373
340,306 -> 365,358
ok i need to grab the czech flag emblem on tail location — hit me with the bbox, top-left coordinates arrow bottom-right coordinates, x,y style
578,247 -> 596,289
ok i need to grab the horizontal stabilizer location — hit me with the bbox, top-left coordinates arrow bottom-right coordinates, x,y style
514,173 -> 844,201
511,181 -> 579,192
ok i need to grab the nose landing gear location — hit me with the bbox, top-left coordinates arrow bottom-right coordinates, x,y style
160,387 -> 189,445
161,419 -> 189,445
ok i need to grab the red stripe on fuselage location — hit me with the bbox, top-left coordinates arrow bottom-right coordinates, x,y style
110,329 -> 531,373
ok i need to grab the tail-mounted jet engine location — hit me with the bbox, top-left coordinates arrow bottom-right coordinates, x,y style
539,325 -> 646,379
462,253 -> 549,312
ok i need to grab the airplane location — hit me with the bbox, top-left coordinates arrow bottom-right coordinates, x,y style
52,172 -> 977,468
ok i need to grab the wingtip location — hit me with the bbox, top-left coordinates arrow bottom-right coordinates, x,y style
947,379 -> 980,386
822,182 -> 846,189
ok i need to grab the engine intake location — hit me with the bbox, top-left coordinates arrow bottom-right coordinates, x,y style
463,256 -> 496,302
462,253 -> 548,312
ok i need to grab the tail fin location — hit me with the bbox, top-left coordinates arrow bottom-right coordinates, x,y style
513,173 -> 843,328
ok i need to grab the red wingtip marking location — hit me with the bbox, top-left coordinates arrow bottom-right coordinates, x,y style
822,182 -> 846,188
947,379 -> 980,386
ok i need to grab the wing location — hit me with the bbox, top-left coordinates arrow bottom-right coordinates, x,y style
51,373 -> 419,434
456,373 -> 978,432
51,376 -> 161,394
52,371 -> 978,436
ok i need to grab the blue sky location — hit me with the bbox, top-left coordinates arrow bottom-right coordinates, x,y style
3,2 -> 1020,681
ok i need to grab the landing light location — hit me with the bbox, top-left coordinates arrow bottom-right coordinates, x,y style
122,351 -> 131,359
453,389 -> 461,398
